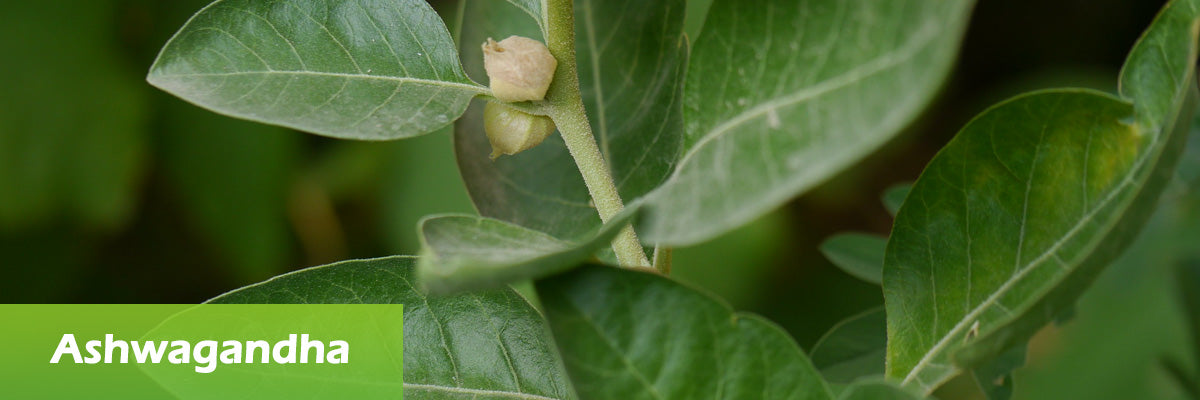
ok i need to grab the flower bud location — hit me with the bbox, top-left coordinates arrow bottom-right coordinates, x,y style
482,36 -> 557,102
483,102 -> 556,159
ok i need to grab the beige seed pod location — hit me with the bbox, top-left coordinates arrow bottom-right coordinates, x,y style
482,36 -> 557,102
483,102 -> 556,159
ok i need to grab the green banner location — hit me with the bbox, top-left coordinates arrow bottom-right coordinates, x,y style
1,304 -> 404,399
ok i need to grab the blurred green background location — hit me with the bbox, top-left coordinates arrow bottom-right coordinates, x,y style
1,0 -> 1196,398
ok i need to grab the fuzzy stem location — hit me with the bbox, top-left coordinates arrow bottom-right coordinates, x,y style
543,0 -> 650,268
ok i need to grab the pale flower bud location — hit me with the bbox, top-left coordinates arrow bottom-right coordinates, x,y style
482,36 -> 557,102
483,102 -> 556,159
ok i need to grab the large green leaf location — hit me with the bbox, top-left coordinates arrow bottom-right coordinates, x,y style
810,307 -> 886,384
537,265 -> 833,400
148,0 -> 485,141
639,0 -> 975,245
417,210 -> 636,295
0,0 -> 148,231
820,233 -> 887,285
208,256 -> 577,400
882,0 -> 1200,392
455,0 -> 686,239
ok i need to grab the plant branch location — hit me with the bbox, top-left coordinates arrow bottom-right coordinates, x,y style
543,0 -> 650,268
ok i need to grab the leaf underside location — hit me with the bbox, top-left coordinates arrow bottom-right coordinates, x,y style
149,0 -> 483,141
208,256 -> 577,400
882,0 -> 1200,392
537,265 -> 833,400
640,0 -> 976,245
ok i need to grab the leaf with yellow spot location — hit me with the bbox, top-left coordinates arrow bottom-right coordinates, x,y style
882,0 -> 1200,394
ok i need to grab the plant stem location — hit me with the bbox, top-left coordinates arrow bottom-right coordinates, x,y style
543,0 -> 650,268
552,108 -> 648,268
652,246 -> 673,274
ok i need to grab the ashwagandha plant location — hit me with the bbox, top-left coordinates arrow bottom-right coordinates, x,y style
145,0 -> 1200,398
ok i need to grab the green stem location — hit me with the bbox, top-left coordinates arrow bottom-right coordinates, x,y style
652,246 -> 673,274
543,0 -> 650,268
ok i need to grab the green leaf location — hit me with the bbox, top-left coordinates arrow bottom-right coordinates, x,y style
454,0 -> 686,239
882,0 -> 1200,392
836,379 -> 924,400
417,210 -> 637,295
0,0 -> 148,231
883,184 -> 913,216
208,256 -> 577,400
810,307 -> 886,384
820,233 -> 887,285
148,0 -> 485,141
537,265 -> 833,400
639,0 -> 976,245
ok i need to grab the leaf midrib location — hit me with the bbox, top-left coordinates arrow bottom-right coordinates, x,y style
152,70 -> 487,94
404,383 -> 564,400
673,18 -> 944,173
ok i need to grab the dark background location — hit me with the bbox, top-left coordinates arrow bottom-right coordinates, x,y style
2,1 -> 1195,398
